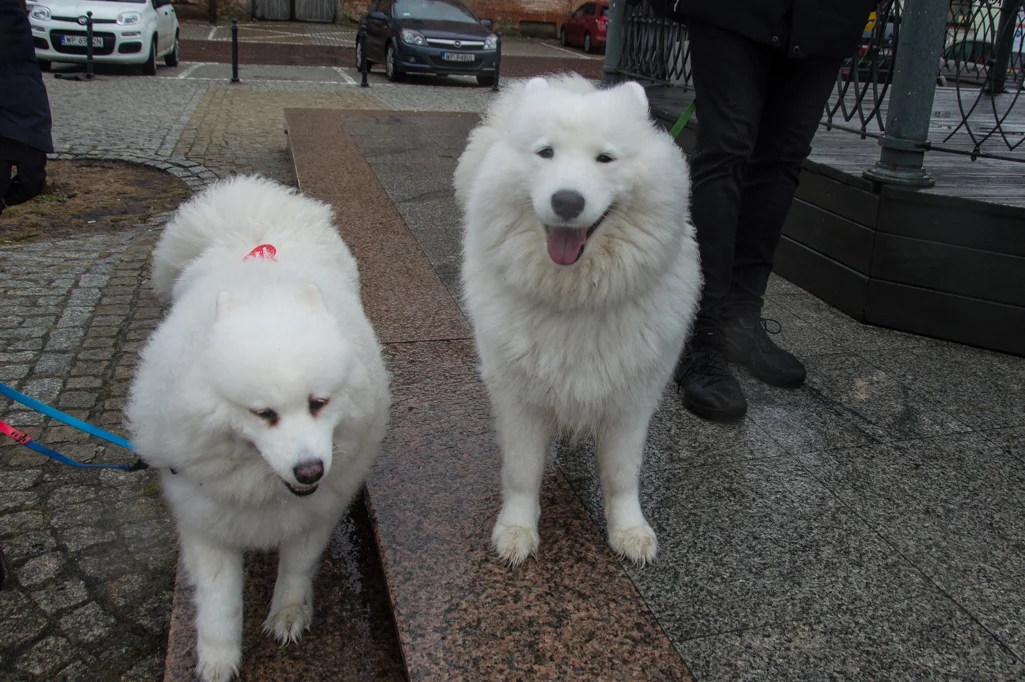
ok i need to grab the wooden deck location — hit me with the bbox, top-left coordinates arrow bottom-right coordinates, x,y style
647,85 -> 1025,208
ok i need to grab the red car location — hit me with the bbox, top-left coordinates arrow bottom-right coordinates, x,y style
560,1 -> 609,54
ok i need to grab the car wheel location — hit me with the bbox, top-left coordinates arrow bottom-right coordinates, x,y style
355,38 -> 371,70
476,74 -> 494,87
385,43 -> 404,82
584,31 -> 592,53
560,28 -> 567,47
165,31 -> 180,67
142,36 -> 157,75
38,59 -> 51,72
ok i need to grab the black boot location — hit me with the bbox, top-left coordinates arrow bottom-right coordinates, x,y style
721,314 -> 806,388
674,329 -> 748,422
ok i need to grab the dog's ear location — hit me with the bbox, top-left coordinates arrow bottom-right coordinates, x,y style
215,290 -> 235,320
524,77 -> 550,95
618,80 -> 650,116
298,283 -> 326,310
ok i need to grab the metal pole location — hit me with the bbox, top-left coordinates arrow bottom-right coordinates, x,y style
492,32 -> 502,92
863,0 -> 949,187
988,0 -> 1023,94
359,26 -> 369,87
85,11 -> 94,80
230,18 -> 240,83
602,0 -> 628,85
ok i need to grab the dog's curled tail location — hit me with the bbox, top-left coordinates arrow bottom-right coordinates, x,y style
149,175 -> 333,300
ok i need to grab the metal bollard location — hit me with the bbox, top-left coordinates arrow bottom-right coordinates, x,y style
85,11 -> 95,79
55,12 -> 95,80
492,31 -> 501,92
230,18 -> 240,83
359,26 -> 369,87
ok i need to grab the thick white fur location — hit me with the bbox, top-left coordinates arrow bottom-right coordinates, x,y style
455,75 -> 701,567
125,175 -> 390,682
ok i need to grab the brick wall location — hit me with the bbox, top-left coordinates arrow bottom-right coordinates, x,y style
339,0 -> 576,29
193,0 -> 575,30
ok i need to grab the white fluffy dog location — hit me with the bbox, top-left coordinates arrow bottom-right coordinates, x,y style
454,75 -> 701,566
125,176 -> 390,682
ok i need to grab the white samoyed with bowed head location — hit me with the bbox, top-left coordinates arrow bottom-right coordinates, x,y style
125,175 -> 390,682
454,75 -> 702,567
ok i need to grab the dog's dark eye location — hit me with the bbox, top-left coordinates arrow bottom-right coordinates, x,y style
308,397 -> 330,416
596,153 -> 615,164
537,147 -> 554,159
250,408 -> 279,426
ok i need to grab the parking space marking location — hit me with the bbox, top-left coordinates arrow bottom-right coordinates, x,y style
334,66 -> 358,85
541,42 -> 599,59
176,62 -> 207,79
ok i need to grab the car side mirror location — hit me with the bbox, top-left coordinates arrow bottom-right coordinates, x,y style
480,18 -> 492,28
369,10 -> 387,20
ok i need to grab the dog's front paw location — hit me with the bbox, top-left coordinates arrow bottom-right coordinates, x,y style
491,522 -> 539,567
263,600 -> 313,645
609,524 -> 658,566
196,639 -> 241,682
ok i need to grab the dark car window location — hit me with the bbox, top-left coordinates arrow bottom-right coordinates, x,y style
393,0 -> 478,22
583,3 -> 596,16
600,5 -> 609,17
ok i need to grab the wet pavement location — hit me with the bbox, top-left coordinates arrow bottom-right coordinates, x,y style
330,110 -> 1025,681
3,32 -> 1023,681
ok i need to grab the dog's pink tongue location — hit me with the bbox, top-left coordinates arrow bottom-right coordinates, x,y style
546,227 -> 588,265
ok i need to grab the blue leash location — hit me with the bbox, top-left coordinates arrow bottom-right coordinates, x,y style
0,382 -> 147,472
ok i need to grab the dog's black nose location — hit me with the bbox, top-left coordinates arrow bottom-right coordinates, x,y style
293,460 -> 324,485
551,190 -> 586,220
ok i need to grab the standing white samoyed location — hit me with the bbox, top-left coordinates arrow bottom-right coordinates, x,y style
455,75 -> 701,566
125,176 -> 390,682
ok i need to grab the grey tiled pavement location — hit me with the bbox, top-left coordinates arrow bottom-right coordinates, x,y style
353,112 -> 1025,681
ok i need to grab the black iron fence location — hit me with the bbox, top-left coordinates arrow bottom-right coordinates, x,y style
604,0 -> 1025,181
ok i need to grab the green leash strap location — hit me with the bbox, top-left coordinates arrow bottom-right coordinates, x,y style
669,100 -> 696,139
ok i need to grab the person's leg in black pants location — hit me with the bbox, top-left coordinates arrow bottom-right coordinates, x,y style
676,22 -> 843,421
718,56 -> 842,387
0,136 -> 48,217
674,21 -> 775,421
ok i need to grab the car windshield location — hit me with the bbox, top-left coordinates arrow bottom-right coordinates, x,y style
393,0 -> 478,23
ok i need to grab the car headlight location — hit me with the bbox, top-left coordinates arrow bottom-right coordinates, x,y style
117,11 -> 142,25
484,33 -> 498,50
29,5 -> 51,21
400,29 -> 427,46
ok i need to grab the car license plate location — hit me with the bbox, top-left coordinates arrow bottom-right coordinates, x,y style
61,35 -> 104,47
442,52 -> 474,62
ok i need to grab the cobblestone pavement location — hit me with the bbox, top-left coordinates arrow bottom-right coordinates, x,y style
173,84 -> 387,183
45,76 -> 217,191
171,77 -> 511,181
0,217 -> 181,682
1,65 -> 508,680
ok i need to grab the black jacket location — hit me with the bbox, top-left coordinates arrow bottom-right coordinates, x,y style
0,0 -> 54,153
664,0 -> 878,60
